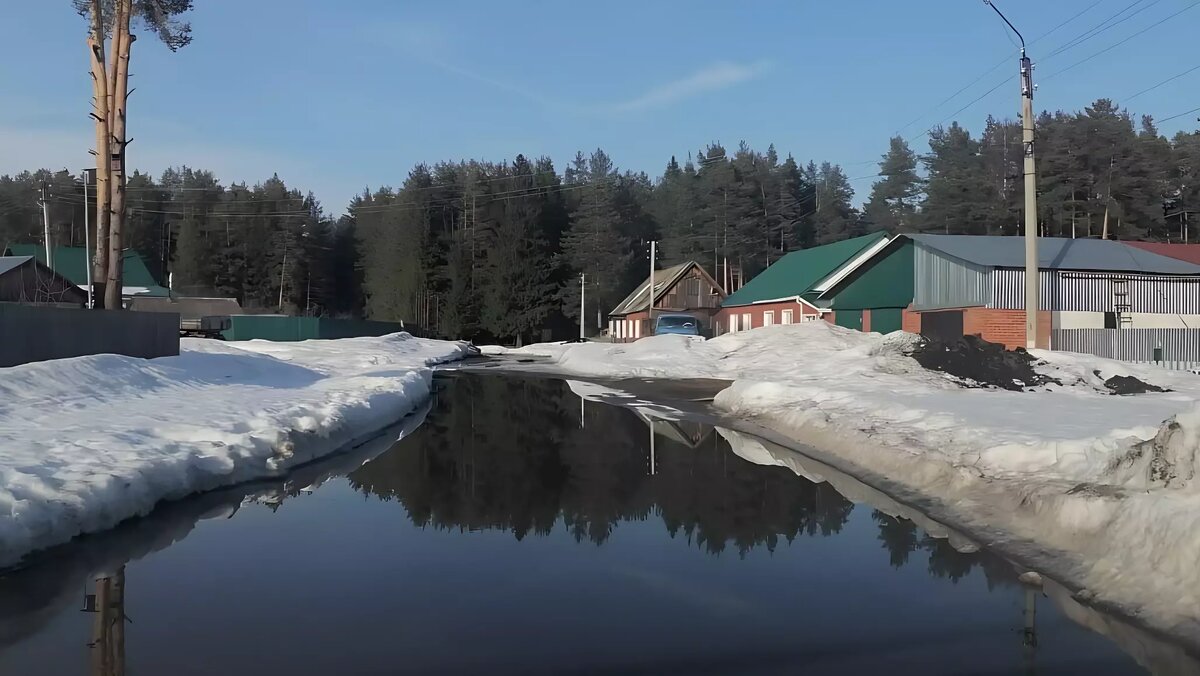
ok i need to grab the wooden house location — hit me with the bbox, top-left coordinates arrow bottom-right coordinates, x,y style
609,261 -> 725,342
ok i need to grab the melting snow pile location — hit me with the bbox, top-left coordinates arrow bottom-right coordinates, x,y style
508,323 -> 1200,638
0,333 -> 467,567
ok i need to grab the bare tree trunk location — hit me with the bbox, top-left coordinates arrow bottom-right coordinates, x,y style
105,0 -> 133,311
87,0 -> 111,307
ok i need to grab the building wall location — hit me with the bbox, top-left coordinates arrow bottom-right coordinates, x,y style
658,267 -> 723,310
961,308 -> 1052,349
913,241 -> 991,310
1054,310 -> 1200,330
714,300 -> 821,334
990,269 -> 1200,314
832,240 -> 915,310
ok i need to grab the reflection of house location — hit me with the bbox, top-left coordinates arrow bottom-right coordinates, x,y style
609,261 -> 725,342
634,410 -> 713,449
0,256 -> 88,305
715,232 -> 890,334
4,245 -> 170,300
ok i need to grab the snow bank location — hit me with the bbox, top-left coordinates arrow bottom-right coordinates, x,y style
0,333 -> 467,567
479,341 -> 575,359
531,322 -> 1200,640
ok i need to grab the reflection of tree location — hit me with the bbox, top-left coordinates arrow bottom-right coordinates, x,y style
347,374 -> 855,555
872,510 -> 1018,588
873,511 -> 920,568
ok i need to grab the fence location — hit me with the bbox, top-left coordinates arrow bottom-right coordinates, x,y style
0,303 -> 179,367
1052,328 -> 1200,372
222,315 -> 411,342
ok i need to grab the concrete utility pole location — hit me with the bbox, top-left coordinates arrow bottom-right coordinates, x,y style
648,240 -> 657,330
579,273 -> 586,341
986,0 -> 1039,349
39,181 -> 54,270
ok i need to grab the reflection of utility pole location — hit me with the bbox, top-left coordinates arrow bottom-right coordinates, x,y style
649,419 -> 656,476
1017,571 -> 1041,675
84,567 -> 127,676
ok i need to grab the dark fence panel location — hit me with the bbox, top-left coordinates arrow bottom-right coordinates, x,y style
223,315 -> 411,342
0,303 -> 179,367
1052,328 -> 1200,372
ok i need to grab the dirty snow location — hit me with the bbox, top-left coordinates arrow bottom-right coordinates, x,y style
499,323 -> 1200,642
0,333 -> 467,567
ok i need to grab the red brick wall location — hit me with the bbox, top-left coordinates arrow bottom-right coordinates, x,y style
962,308 -> 1051,350
714,301 -> 820,333
822,312 -> 835,325
861,309 -> 872,333
901,306 -> 920,334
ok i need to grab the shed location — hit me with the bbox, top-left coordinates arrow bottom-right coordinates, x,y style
3,245 -> 170,298
822,234 -> 1200,349
0,256 -> 89,306
715,232 -> 889,334
609,261 -> 725,341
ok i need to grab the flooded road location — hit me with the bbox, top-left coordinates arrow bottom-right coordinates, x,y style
0,372 -> 1173,674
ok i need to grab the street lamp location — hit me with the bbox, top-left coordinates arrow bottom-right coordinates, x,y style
984,0 -> 1040,349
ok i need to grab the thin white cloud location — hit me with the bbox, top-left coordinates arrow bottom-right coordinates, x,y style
605,61 -> 773,114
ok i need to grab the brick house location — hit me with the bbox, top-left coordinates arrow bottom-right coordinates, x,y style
715,232 -> 890,334
609,261 -> 725,342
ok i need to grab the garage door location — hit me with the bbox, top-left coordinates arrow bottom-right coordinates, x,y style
872,308 -> 902,334
834,309 -> 863,331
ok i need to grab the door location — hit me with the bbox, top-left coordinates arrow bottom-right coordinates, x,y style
872,308 -> 903,334
835,309 -> 863,331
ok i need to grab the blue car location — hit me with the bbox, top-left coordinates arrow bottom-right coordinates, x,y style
653,313 -> 702,337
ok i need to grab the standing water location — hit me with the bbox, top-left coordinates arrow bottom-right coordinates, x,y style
0,372 -> 1170,674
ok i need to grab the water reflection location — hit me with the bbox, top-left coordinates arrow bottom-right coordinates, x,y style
349,374 -> 854,555
0,374 -> 1195,674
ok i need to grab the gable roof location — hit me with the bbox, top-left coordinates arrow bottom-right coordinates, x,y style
908,234 -> 1200,274
1121,241 -> 1200,266
610,261 -> 723,316
0,256 -> 33,277
4,245 -> 171,296
721,232 -> 890,307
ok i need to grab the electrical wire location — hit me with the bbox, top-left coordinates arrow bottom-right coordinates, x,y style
1157,105 -> 1200,124
1041,1 -> 1200,81
1121,63 -> 1200,103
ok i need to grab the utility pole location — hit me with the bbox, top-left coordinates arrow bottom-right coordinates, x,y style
579,273 -> 586,341
986,0 -> 1039,349
39,181 -> 54,270
648,240 -> 657,330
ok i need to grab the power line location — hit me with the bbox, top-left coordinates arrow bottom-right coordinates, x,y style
893,0 -> 1103,137
1042,1 -> 1200,81
51,196 -> 311,218
1122,63 -> 1200,103
1158,105 -> 1200,124
1042,0 -> 1157,60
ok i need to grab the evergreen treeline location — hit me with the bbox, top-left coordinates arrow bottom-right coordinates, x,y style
2,97 -> 1197,341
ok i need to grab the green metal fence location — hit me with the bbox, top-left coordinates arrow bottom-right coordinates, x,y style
222,316 -> 409,342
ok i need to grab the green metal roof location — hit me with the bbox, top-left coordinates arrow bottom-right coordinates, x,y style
4,245 -> 170,296
721,232 -> 890,307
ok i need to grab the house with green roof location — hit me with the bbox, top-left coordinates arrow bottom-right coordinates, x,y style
715,232 -> 891,334
3,245 -> 170,298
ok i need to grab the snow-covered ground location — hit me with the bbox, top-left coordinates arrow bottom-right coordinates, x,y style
486,324 -> 1200,644
0,333 -> 467,567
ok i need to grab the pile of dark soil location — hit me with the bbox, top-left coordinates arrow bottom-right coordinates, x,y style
1098,371 -> 1170,395
908,335 -> 1060,391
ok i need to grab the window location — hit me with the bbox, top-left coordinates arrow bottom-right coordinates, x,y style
618,320 -> 626,339
742,313 -> 752,330
764,311 -> 775,327
781,309 -> 794,325
633,320 -> 641,339
729,314 -> 739,333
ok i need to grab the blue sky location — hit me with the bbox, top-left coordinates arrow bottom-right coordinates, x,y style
2,0 -> 1198,215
